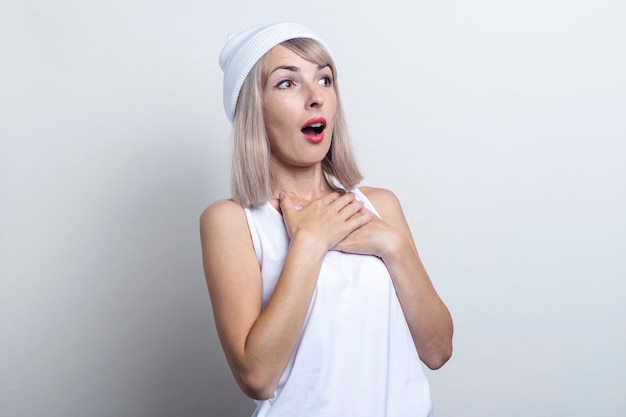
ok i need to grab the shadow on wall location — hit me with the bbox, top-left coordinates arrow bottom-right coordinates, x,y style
57,123 -> 254,416
4,107 -> 254,416
109,124 -> 256,416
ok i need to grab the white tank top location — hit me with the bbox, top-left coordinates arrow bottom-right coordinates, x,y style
245,188 -> 433,417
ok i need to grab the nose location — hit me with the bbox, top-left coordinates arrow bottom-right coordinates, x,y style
305,83 -> 324,109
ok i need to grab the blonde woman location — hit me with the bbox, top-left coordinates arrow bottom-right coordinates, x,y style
200,23 -> 453,416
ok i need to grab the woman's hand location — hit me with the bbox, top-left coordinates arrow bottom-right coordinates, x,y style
331,209 -> 404,260
279,192 -> 373,251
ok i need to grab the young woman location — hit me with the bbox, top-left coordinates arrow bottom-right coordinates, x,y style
200,22 -> 453,416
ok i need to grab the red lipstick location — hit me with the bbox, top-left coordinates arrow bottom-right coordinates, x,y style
300,117 -> 327,144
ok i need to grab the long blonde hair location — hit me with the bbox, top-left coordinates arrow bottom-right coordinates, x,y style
230,38 -> 363,207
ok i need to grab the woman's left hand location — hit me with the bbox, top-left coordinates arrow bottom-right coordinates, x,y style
331,209 -> 402,260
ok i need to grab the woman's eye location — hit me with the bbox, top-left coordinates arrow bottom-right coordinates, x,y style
318,76 -> 333,87
277,80 -> 293,89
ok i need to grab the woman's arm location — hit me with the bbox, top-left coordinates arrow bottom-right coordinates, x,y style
333,186 -> 453,369
200,193 -> 371,400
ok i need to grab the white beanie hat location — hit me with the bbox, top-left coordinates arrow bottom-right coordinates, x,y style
219,22 -> 332,123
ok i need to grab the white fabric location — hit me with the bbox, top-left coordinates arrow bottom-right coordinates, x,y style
244,189 -> 433,417
219,22 -> 333,123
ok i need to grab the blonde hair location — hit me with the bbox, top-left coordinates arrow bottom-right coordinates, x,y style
230,38 -> 363,207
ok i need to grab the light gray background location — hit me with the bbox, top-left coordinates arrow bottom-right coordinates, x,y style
1,1 -> 624,416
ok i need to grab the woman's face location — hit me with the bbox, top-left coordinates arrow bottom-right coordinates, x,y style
261,45 -> 337,169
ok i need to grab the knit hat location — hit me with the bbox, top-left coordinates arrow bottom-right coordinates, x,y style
219,22 -> 332,123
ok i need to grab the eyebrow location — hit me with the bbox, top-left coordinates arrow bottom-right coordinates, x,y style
272,65 -> 299,74
268,63 -> 331,76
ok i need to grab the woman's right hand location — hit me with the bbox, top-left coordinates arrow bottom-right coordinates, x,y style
278,192 -> 373,251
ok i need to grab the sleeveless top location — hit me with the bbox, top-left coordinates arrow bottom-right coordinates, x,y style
244,188 -> 433,417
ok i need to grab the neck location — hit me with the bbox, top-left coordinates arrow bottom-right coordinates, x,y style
270,163 -> 332,203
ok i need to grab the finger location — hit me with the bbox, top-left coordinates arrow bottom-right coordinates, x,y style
337,198 -> 364,219
319,192 -> 341,206
278,192 -> 295,214
345,207 -> 374,229
279,193 -> 304,211
328,191 -> 356,212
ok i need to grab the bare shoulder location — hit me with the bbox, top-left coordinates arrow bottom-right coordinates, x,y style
358,186 -> 418,248
358,186 -> 404,219
199,199 -> 260,302
199,199 -> 254,267
201,198 -> 243,223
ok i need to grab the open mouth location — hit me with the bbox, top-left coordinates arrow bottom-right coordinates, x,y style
301,119 -> 326,136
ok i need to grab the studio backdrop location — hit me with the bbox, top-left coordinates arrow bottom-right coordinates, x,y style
1,1 -> 625,416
